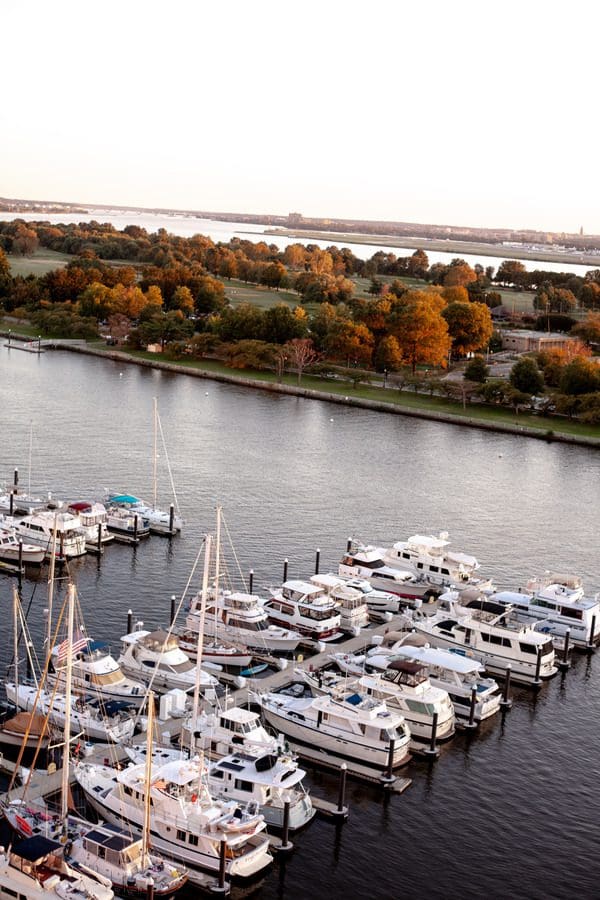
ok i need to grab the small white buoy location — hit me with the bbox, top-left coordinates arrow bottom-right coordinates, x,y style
205,391 -> 209,396
330,417 -> 334,422
119,372 -> 123,377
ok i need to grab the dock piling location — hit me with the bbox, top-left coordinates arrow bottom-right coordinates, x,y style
558,629 -> 571,672
464,685 -> 478,730
133,515 -> 138,544
586,615 -> 597,654
346,537 -> 352,552
283,558 -> 288,582
13,469 -> 18,491
273,800 -> 294,853
500,664 -> 513,709
9,491 -> 14,515
334,763 -> 349,819
249,569 -> 254,593
315,548 -> 320,575
127,609 -> 133,634
533,648 -> 542,688
422,712 -> 440,759
146,878 -> 154,900
97,523 -> 102,555
170,595 -> 176,626
380,738 -> 396,783
18,542 -> 23,592
169,504 -> 174,535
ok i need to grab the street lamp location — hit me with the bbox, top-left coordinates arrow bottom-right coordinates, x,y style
383,368 -> 388,388
37,334 -> 41,352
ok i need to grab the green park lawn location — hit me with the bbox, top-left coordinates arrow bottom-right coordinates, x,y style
7,248 -> 72,277
219,278 -> 303,310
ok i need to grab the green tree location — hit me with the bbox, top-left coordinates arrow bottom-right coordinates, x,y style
262,304 -> 307,344
509,357 -> 544,394
496,260 -> 527,287
194,275 -> 226,315
571,313 -> 600,346
464,355 -> 489,383
559,357 -> 600,395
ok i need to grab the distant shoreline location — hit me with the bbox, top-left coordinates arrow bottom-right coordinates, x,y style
252,228 -> 600,268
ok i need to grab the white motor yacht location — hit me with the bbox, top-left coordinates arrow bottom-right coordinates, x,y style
407,593 -> 558,684
257,689 -> 412,770
0,836 -> 114,900
181,705 -> 286,759
105,506 -> 150,539
118,628 -> 218,695
383,532 -> 481,584
47,639 -> 147,706
13,511 -> 87,559
365,637 -> 502,725
488,574 -> 600,649
263,580 -> 343,642
125,741 -> 315,832
0,524 -> 46,565
67,502 -> 114,546
74,756 -> 272,882
339,546 -> 432,602
338,576 -> 401,616
186,590 -> 301,654
309,573 -> 369,635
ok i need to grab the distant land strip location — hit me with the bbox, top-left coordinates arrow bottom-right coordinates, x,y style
255,228 -> 600,268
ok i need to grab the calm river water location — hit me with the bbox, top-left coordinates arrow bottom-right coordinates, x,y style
1,345 -> 600,899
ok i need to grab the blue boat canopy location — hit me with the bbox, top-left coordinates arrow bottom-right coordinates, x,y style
109,494 -> 141,504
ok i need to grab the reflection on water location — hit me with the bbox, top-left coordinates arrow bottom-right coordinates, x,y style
1,346 -> 600,898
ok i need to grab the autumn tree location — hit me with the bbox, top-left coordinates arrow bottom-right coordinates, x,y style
171,286 -> 194,315
12,224 -> 39,256
373,334 -> 403,372
389,291 -> 451,373
443,259 -> 477,287
442,301 -> 493,358
284,338 -> 319,384
571,313 -> 600,346
559,357 -> 600,395
195,275 -> 226,315
325,320 -> 374,368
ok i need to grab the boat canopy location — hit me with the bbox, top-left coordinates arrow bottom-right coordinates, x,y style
12,834 -> 62,862
388,644 -> 484,674
68,501 -> 92,512
143,630 -> 180,652
82,640 -> 110,655
109,494 -> 141,504
155,759 -> 202,786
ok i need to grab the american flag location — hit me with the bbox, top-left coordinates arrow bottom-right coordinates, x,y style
57,636 -> 89,661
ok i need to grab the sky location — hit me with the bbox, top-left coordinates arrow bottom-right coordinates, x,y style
2,0 -> 599,234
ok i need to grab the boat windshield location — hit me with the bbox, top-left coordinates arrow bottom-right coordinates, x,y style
299,605 -> 333,622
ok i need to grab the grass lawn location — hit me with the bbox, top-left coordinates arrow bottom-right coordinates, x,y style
7,248 -> 72,277
219,278 -> 302,310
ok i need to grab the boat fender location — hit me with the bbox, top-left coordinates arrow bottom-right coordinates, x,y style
191,793 -> 198,803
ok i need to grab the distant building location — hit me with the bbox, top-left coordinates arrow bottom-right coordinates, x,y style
501,330 -> 576,353
288,212 -> 303,225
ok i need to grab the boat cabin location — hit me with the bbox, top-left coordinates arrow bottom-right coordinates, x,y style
382,660 -> 429,688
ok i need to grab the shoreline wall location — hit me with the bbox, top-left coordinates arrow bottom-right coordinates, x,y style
3,332 -> 599,449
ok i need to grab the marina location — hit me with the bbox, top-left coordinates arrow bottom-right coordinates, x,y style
1,343 -> 600,900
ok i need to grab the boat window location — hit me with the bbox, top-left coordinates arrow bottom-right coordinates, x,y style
416,563 -> 423,569
402,553 -> 410,559
441,568 -> 450,575
405,699 -> 436,715
212,768 -> 224,779
142,660 -> 156,668
489,634 -> 503,645
481,633 -> 490,642
430,565 -> 439,573
560,607 -> 583,620
188,833 -> 199,845
519,643 -> 537,655
177,829 -> 186,842
502,638 -> 512,647
235,779 -> 253,793
535,599 -> 555,610
541,640 -> 554,656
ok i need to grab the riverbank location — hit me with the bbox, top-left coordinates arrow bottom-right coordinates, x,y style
261,228 -> 600,268
4,330 -> 597,448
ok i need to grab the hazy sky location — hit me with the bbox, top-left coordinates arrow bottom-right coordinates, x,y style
2,0 -> 598,233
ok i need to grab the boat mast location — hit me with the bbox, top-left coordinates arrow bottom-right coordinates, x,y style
27,422 -> 33,497
213,506 -> 222,641
153,397 -> 158,510
12,586 -> 19,693
61,582 -> 75,831
142,690 -> 154,866
46,515 -> 58,655
192,534 -> 212,732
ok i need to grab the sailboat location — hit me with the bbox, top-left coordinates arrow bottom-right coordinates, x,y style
2,583 -> 116,900
4,590 -> 187,896
108,398 -> 183,535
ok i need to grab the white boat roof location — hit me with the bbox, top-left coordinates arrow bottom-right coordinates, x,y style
311,573 -> 345,589
405,534 -> 450,550
121,629 -> 150,644
494,588 -> 596,611
283,580 -> 323,595
220,707 -> 261,724
153,759 -> 202,786
384,645 -> 484,674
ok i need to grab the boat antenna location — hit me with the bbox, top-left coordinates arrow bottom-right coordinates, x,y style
156,409 -> 180,514
12,586 -> 19,698
214,507 -> 222,641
